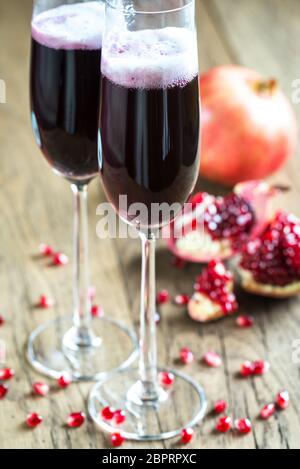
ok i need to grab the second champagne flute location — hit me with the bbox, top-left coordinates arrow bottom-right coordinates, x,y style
89,0 -> 207,440
28,0 -> 138,381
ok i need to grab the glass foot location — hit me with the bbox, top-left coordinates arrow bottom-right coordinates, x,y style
88,367 -> 207,441
27,315 -> 138,381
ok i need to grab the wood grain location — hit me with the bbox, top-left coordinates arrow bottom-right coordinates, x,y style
0,0 -> 300,449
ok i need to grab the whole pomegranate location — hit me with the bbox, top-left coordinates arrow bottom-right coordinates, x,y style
200,65 -> 298,186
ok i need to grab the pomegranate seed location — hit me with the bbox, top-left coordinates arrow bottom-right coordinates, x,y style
57,373 -> 72,389
236,315 -> 254,328
67,412 -> 85,428
53,252 -> 68,266
216,415 -> 232,433
174,295 -> 190,306
156,290 -> 170,305
214,400 -> 227,414
240,361 -> 255,377
101,406 -> 115,421
180,427 -> 194,444
0,368 -> 15,380
203,351 -> 222,368
179,347 -> 194,365
159,371 -> 175,387
91,304 -> 104,318
235,418 -> 252,434
32,382 -> 49,397
0,384 -> 8,399
0,315 -> 4,327
26,413 -> 43,428
39,243 -> 54,256
276,390 -> 289,410
111,432 -> 125,447
114,409 -> 126,425
39,295 -> 55,309
190,192 -> 206,207
154,312 -> 161,323
260,403 -> 276,420
172,257 -> 187,269
253,360 -> 270,376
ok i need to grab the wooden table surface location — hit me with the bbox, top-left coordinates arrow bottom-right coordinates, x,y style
1,0 -> 300,449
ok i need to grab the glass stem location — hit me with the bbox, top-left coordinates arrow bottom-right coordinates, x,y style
71,183 -> 93,347
138,230 -> 158,400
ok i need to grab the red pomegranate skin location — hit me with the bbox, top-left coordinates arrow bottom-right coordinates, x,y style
200,65 -> 298,186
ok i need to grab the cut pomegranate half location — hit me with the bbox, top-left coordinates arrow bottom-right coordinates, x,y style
188,260 -> 238,322
164,180 -> 280,264
239,211 -> 300,298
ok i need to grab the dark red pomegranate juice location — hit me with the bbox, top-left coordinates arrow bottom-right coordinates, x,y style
100,28 -> 200,227
30,2 -> 104,183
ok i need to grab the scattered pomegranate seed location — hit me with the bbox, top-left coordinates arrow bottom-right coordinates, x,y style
32,382 -> 49,397
156,290 -> 170,305
57,373 -> 72,389
253,360 -> 270,376
179,347 -> 194,365
159,371 -> 175,387
171,257 -> 187,269
174,294 -> 190,306
0,384 -> 8,399
190,192 -> 206,207
235,418 -> 252,434
0,315 -> 4,327
111,432 -> 125,447
0,368 -> 15,380
260,403 -> 276,420
203,351 -> 222,368
91,304 -> 104,318
114,409 -> 126,425
276,390 -> 289,410
240,361 -> 255,377
236,315 -> 254,328
53,252 -> 68,266
216,416 -> 232,433
180,427 -> 194,444
214,400 -> 227,414
39,243 -> 54,256
26,413 -> 43,428
39,295 -> 55,309
67,412 -> 85,428
101,406 -> 115,421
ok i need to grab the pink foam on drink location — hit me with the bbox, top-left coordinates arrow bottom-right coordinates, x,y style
32,2 -> 104,50
102,27 -> 198,89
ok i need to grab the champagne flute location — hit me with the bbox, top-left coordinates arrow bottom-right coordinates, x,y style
89,0 -> 206,440
28,0 -> 138,381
